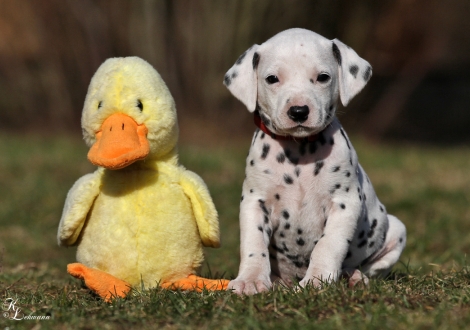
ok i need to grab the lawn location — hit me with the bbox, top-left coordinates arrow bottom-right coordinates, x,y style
0,133 -> 469,329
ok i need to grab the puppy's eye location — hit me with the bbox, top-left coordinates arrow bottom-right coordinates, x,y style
317,73 -> 330,83
97,101 -> 103,109
137,100 -> 143,111
265,75 -> 279,84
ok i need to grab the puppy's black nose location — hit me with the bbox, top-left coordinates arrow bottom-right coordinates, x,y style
288,105 -> 309,124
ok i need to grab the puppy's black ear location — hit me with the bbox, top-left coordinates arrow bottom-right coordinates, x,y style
332,39 -> 372,106
223,44 -> 260,112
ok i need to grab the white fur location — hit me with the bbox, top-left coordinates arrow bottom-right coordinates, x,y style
224,28 -> 406,295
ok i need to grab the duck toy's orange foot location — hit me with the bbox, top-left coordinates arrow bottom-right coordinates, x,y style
161,274 -> 230,291
67,263 -> 131,302
67,263 -> 229,302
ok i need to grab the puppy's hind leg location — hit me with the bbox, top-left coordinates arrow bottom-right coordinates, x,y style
361,215 -> 407,278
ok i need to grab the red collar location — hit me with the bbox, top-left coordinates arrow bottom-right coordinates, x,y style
254,111 -> 321,142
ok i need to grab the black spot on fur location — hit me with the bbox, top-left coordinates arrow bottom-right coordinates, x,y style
252,129 -> 260,146
284,223 -> 291,230
271,243 -> 284,254
399,237 -> 403,243
266,228 -> 272,237
359,230 -> 365,239
258,226 -> 263,232
284,174 -> 294,184
264,215 -> 269,224
231,71 -> 238,80
276,152 -> 286,163
279,232 -> 285,238
380,205 -> 385,213
284,149 -> 299,165
282,210 -> 290,220
224,74 -> 232,86
294,261 -> 304,268
371,219 -> 378,229
329,184 -> 341,194
249,253 -> 254,257
261,143 -> 270,159
329,137 -> 334,145
263,169 -> 270,174
368,241 -> 375,248
240,195 -> 244,202
314,160 -> 324,176
250,189 -> 254,193
260,132 -> 265,139
345,187 -> 350,192
282,242 -> 289,252
349,65 -> 359,78
297,228 -> 303,235
332,42 -> 342,66
340,128 -> 351,150
340,203 -> 346,209
358,240 -> 367,248
259,199 -> 268,214
250,159 -> 254,166
295,167 -> 301,177
275,193 -> 280,200
260,113 -> 271,127
345,251 -> 352,259
332,165 -> 341,172
236,49 -> 248,65
261,253 -> 266,257
345,171 -> 351,177
363,66 -> 372,81
252,52 -> 260,70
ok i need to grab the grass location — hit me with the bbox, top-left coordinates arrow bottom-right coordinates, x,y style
0,133 -> 469,329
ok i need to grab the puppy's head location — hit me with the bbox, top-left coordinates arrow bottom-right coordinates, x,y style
224,28 -> 372,138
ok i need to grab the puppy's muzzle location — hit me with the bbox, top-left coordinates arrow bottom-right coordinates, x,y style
288,105 -> 309,124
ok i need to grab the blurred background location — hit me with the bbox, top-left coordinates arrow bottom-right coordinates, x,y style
1,0 -> 470,144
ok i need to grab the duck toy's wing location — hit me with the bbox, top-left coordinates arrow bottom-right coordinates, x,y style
57,169 -> 103,246
180,170 -> 220,248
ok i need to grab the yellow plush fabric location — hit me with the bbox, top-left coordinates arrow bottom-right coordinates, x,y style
57,57 -> 228,300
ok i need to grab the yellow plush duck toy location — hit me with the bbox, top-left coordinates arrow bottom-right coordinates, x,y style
57,56 -> 228,301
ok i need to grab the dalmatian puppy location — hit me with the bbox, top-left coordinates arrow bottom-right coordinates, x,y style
223,28 -> 406,295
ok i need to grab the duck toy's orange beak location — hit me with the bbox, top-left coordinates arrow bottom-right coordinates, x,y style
87,113 -> 150,170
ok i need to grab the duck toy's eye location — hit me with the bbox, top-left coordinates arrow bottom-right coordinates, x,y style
137,100 -> 143,111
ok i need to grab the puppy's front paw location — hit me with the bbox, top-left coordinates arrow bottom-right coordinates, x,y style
341,268 -> 369,288
299,269 -> 337,289
228,277 -> 272,295
298,277 -> 322,289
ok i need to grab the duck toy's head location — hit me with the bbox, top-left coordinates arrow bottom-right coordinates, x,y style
81,56 -> 178,170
